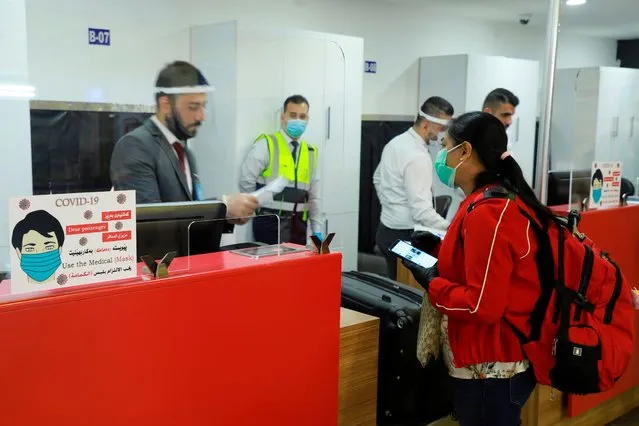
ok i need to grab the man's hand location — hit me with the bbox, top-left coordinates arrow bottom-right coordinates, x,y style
410,231 -> 442,255
222,193 -> 258,219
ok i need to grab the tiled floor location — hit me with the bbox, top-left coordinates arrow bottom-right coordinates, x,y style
608,407 -> 639,425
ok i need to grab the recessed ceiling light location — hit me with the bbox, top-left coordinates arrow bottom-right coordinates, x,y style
566,0 -> 586,5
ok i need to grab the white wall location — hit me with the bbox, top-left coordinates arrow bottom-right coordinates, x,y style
0,0 -> 34,268
25,0 -> 189,105
25,0 -> 618,114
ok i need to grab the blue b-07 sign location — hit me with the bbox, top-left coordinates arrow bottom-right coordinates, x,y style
88,28 -> 111,46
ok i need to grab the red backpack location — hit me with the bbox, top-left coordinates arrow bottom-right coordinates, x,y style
469,187 -> 636,394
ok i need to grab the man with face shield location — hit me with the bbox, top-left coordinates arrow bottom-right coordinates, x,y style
239,95 -> 322,246
110,61 -> 257,219
373,96 -> 453,279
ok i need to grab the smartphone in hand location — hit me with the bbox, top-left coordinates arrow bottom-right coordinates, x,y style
390,239 -> 437,269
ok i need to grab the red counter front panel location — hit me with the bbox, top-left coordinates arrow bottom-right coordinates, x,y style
0,251 -> 342,426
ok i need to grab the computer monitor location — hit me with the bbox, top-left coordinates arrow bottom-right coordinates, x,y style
136,201 -> 227,260
547,170 -> 591,207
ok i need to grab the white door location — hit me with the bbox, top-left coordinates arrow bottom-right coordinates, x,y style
610,69 -> 638,181
466,55 -> 540,185
595,69 -> 623,166
236,26 -> 288,165
628,72 -> 639,184
281,35 -> 326,147
321,39 -> 356,269
321,40 -> 347,215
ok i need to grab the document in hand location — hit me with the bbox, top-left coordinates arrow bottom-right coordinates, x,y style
251,175 -> 290,206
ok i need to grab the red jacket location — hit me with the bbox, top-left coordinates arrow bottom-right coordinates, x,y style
428,187 -> 542,368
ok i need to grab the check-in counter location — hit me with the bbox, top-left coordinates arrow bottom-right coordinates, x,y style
0,250 -> 345,425
523,205 -> 639,425
339,308 -> 379,425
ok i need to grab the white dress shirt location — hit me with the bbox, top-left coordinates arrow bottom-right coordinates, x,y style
239,130 -> 323,234
151,115 -> 193,194
373,127 -> 449,231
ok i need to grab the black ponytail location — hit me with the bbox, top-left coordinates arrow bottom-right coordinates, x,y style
448,112 -> 554,224
500,155 -> 555,223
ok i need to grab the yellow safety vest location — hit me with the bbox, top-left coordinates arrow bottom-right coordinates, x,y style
256,132 -> 318,215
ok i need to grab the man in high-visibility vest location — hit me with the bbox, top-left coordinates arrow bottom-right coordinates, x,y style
239,95 -> 323,245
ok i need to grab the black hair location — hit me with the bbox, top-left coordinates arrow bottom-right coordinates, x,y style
592,169 -> 603,185
11,210 -> 65,250
416,96 -> 454,124
483,88 -> 520,110
447,111 -> 553,223
283,95 -> 310,112
154,61 -> 208,106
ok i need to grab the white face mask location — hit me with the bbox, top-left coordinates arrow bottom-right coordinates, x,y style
425,131 -> 445,147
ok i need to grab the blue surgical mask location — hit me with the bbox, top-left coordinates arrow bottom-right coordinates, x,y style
592,188 -> 602,204
434,144 -> 464,188
20,249 -> 61,282
286,119 -> 307,139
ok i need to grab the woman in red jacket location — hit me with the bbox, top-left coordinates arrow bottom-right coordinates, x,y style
405,111 -> 553,426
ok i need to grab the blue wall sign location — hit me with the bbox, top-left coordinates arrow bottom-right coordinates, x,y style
364,61 -> 377,74
88,28 -> 111,46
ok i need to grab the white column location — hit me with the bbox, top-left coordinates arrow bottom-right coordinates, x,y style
0,0 -> 33,269
536,0 -> 562,203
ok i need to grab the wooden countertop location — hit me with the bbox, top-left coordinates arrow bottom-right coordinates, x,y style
339,308 -> 379,426
340,307 -> 377,328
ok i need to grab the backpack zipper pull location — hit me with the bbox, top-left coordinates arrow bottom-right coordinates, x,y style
552,338 -> 558,356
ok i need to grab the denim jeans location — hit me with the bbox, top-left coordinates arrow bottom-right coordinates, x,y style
451,368 -> 536,426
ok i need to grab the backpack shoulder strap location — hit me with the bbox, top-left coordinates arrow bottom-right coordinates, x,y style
466,186 -> 516,214
465,186 -> 561,344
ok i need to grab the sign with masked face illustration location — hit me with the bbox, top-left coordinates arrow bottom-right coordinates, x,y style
589,162 -> 622,210
8,191 -> 137,295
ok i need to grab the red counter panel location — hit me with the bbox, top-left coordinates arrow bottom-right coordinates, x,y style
567,206 -> 639,417
0,251 -> 342,426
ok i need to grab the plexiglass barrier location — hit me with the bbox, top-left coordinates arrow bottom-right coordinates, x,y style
316,212 -> 356,272
0,206 -> 355,303
547,162 -> 629,213
547,66 -> 638,213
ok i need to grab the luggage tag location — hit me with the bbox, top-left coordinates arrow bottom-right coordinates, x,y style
310,233 -> 335,254
140,252 -> 177,279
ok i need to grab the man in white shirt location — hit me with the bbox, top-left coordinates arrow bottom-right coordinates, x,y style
373,96 -> 454,279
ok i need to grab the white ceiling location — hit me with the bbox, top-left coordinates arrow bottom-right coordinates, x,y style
311,0 -> 639,39
423,0 -> 639,39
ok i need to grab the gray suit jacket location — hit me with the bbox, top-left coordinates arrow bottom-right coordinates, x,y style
110,119 -> 201,204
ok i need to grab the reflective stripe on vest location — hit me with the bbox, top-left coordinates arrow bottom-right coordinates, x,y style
256,132 -> 318,212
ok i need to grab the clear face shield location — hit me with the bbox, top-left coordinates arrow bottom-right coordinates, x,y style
155,84 -> 216,140
418,110 -> 450,145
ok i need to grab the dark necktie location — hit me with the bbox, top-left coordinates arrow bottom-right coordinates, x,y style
172,142 -> 187,177
291,141 -> 299,163
291,141 -> 299,186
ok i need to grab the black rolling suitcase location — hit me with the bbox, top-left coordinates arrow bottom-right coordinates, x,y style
341,271 -> 452,426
